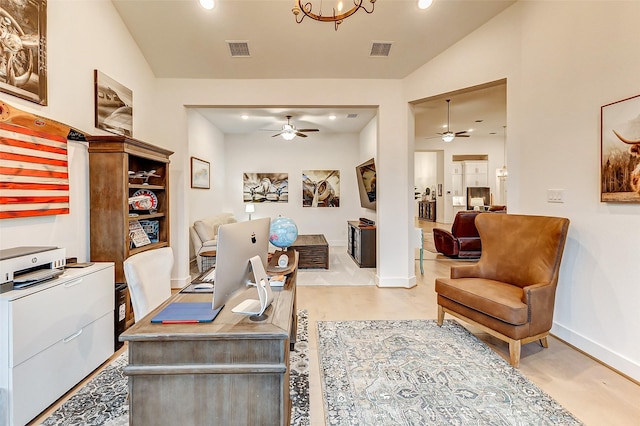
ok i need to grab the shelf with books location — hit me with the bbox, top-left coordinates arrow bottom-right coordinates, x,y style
88,135 -> 173,284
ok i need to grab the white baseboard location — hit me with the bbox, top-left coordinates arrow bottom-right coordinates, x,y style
171,275 -> 190,289
552,321 -> 640,383
376,275 -> 417,288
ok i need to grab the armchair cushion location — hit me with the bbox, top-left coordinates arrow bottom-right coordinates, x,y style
194,220 -> 216,243
435,278 -> 528,325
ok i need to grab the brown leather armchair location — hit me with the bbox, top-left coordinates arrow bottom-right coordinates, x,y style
435,213 -> 570,367
432,211 -> 482,258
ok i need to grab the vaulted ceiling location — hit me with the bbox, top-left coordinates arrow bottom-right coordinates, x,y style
112,0 -> 512,135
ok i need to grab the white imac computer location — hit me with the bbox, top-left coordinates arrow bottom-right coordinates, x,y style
212,217 -> 272,320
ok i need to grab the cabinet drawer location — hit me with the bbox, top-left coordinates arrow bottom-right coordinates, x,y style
11,267 -> 114,366
12,312 -> 114,426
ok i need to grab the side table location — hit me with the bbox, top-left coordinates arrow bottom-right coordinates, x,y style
200,250 -> 217,270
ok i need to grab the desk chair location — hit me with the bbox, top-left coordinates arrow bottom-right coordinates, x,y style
124,247 -> 173,322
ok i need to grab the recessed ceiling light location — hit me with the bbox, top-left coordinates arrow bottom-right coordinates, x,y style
329,115 -> 336,120
418,0 -> 433,10
241,114 -> 248,120
199,0 -> 215,10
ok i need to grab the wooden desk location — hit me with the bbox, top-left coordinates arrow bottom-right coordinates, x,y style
120,265 -> 297,425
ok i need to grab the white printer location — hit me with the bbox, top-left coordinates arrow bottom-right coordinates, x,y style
0,246 -> 66,293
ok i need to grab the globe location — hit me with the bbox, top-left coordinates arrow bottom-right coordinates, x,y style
269,217 -> 298,249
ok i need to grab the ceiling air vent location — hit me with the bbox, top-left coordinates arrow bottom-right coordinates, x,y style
347,114 -> 359,119
226,41 -> 251,57
370,42 -> 392,57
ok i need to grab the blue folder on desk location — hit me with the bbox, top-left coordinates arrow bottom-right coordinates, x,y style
151,302 -> 222,324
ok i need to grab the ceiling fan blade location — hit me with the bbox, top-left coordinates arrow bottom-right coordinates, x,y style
456,134 -> 471,137
271,132 -> 283,137
455,131 -> 469,136
295,132 -> 308,137
297,129 -> 319,132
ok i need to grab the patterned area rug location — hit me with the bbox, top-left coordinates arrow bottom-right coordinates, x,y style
318,319 -> 583,425
42,311 -> 310,426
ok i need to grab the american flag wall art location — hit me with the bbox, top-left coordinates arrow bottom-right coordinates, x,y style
0,122 -> 69,219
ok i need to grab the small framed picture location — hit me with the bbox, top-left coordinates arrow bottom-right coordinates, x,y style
191,157 -> 210,189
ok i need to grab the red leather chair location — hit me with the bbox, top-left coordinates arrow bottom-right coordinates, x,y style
432,211 -> 482,258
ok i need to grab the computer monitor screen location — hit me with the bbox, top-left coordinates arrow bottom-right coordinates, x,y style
212,217 -> 270,311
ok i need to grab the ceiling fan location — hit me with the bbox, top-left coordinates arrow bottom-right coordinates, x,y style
437,99 -> 470,142
272,115 -> 319,140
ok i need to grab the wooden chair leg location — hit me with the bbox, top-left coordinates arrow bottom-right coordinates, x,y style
437,305 -> 445,326
509,339 -> 521,368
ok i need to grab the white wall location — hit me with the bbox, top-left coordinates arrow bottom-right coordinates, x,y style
186,110 -> 227,258
222,131 -> 363,246
0,0 -> 158,265
155,79 -> 413,288
405,1 -> 640,381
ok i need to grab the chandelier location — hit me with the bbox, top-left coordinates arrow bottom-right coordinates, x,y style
292,0 -> 376,31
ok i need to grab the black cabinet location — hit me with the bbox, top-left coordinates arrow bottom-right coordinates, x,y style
347,221 -> 376,268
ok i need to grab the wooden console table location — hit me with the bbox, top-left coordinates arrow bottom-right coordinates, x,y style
418,200 -> 436,221
120,265 -> 297,425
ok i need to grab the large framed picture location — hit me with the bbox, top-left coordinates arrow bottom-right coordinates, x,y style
302,170 -> 340,207
0,0 -> 47,105
94,70 -> 133,136
601,93 -> 640,203
243,173 -> 288,203
191,157 -> 210,189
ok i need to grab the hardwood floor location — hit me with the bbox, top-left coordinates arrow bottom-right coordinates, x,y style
31,219 -> 640,425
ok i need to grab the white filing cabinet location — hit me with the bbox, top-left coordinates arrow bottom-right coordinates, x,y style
0,263 -> 114,426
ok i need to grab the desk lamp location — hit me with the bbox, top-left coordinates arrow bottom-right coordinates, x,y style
245,203 -> 255,220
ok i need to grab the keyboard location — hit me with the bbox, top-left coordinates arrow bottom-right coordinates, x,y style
13,268 -> 64,289
194,268 -> 216,284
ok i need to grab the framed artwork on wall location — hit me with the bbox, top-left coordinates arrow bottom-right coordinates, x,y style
0,0 -> 48,105
243,173 -> 288,202
302,170 -> 340,207
94,70 -> 133,137
601,93 -> 640,203
191,157 -> 210,189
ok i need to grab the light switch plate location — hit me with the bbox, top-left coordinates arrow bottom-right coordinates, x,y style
547,189 -> 565,203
